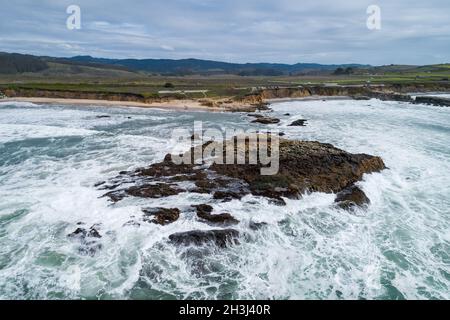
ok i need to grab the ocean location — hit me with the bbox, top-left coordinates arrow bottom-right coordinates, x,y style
0,97 -> 448,299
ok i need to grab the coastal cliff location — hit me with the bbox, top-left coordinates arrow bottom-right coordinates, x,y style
2,82 -> 450,109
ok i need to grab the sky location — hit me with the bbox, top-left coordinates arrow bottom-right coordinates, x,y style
0,0 -> 449,65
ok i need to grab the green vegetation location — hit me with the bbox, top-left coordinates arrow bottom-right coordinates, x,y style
0,52 -> 48,74
1,52 -> 449,100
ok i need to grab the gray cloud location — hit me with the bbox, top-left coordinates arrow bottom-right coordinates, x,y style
0,0 -> 449,65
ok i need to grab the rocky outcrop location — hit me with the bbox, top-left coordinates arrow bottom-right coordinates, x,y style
415,96 -> 450,107
251,116 -> 280,124
143,207 -> 180,225
192,204 -> 239,226
101,137 -> 385,208
209,139 -> 385,201
289,119 -> 308,127
68,225 -> 102,256
168,229 -> 240,248
335,185 -> 370,210
366,91 -> 413,102
99,137 -> 385,247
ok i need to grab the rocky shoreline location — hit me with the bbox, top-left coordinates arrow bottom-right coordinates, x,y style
3,84 -> 450,112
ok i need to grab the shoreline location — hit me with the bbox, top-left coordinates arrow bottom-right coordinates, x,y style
0,95 -> 356,112
266,95 -> 352,103
0,97 -> 225,112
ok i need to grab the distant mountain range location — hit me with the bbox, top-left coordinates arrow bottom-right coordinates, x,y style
0,52 -> 369,76
67,55 -> 368,76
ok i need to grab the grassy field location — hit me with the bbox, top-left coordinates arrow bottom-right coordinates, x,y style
1,63 -> 449,99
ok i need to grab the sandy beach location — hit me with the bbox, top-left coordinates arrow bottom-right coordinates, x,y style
0,95 -> 357,113
0,97 -> 225,112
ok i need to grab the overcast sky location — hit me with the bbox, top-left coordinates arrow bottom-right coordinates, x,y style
1,0 -> 449,65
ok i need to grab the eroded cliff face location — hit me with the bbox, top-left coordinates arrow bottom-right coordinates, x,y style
2,82 -> 450,108
239,83 -> 450,102
2,88 -> 163,104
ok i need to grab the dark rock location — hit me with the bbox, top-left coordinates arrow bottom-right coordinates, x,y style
192,204 -> 239,226
68,227 -> 102,239
288,119 -> 308,127
94,181 -> 105,187
335,185 -> 370,210
415,96 -> 450,107
367,91 -> 413,102
279,132 -> 286,137
249,221 -> 268,230
251,116 -> 281,125
210,139 -> 386,203
123,220 -> 140,227
96,115 -> 111,119
213,191 -> 243,202
247,113 -> 264,118
283,113 -> 291,116
102,137 -> 385,211
67,226 -> 102,256
126,183 -> 183,199
88,228 -> 102,238
351,95 -> 371,101
192,204 -> 213,214
142,207 -> 180,225
169,229 -> 240,248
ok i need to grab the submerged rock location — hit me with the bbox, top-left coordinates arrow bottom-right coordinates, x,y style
249,221 -> 268,230
335,185 -> 370,210
143,207 -> 180,225
247,113 -> 264,118
68,227 -> 102,239
168,229 -> 240,248
213,190 -> 243,202
351,95 -> 371,101
251,116 -> 281,124
68,226 -> 102,256
415,96 -> 450,107
288,119 -> 308,127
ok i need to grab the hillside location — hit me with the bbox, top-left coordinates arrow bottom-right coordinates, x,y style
67,55 -> 367,76
0,52 -> 49,74
0,52 -> 368,77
